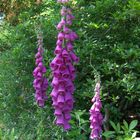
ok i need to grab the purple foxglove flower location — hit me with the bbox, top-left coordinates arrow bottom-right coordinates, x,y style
36,97 -> 44,107
35,52 -> 41,58
60,18 -> 66,25
66,42 -> 73,51
51,55 -> 63,65
57,18 -> 66,30
42,66 -> 47,73
59,64 -> 67,71
58,32 -> 65,40
33,31 -> 48,107
65,92 -> 73,103
56,55 -> 64,64
53,69 -> 62,79
35,57 -> 43,65
56,115 -> 64,125
66,14 -> 74,21
64,112 -> 71,120
50,2 -> 79,130
58,84 -> 65,94
64,56 -> 72,64
89,82 -> 103,140
68,63 -> 75,74
62,49 -> 69,58
57,94 -> 65,103
65,33 -> 71,40
50,63 -> 58,71
63,105 -> 71,112
70,51 -> 79,63
63,121 -> 71,130
61,7 -> 67,16
57,23 -> 63,30
51,77 -> 59,87
63,26 -> 70,33
50,88 -> 58,99
62,70 -> 70,79
54,45 -> 63,55
70,31 -> 78,40
56,39 -> 63,46
66,20 -> 72,26
54,107 -> 62,116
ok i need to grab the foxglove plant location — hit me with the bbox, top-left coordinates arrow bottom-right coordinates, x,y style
89,82 -> 103,140
33,31 -> 48,107
50,0 -> 79,130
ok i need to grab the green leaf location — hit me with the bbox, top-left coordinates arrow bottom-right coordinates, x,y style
121,125 -> 126,131
110,121 -> 117,131
129,120 -> 138,131
123,120 -> 129,130
117,122 -> 121,132
102,131 -> 115,138
132,131 -> 137,138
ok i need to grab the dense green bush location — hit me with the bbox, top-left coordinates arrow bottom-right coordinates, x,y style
0,0 -> 140,139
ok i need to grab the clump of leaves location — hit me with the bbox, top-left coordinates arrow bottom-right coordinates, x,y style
103,120 -> 138,140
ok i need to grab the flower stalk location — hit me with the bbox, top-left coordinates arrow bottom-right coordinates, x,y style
50,0 -> 79,130
33,30 -> 48,107
89,82 -> 103,139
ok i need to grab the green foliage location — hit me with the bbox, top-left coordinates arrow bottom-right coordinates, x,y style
0,0 -> 140,139
103,120 -> 138,140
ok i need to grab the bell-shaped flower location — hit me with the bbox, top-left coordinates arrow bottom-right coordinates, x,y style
56,115 -> 64,125
58,32 -> 65,40
53,69 -> 62,79
52,98 -> 58,107
65,33 -> 71,40
63,121 -> 71,130
62,49 -> 69,58
68,63 -> 75,74
50,88 -> 58,99
50,61 -> 58,71
51,77 -> 59,87
70,31 -> 78,41
56,39 -> 63,46
70,51 -> 79,63
36,96 -> 44,107
54,107 -> 62,116
61,6 -> 67,16
65,92 -> 73,103
35,57 -> 43,65
66,42 -> 73,51
62,69 -> 70,79
57,95 -> 65,107
59,64 -> 67,71
64,112 -> 71,120
35,52 -> 41,58
64,56 -> 72,64
57,23 -> 63,30
66,20 -> 72,26
54,45 -> 63,55
63,26 -> 70,33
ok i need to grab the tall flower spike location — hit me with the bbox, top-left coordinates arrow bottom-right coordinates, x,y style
89,82 -> 103,140
33,30 -> 48,107
50,0 -> 79,130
